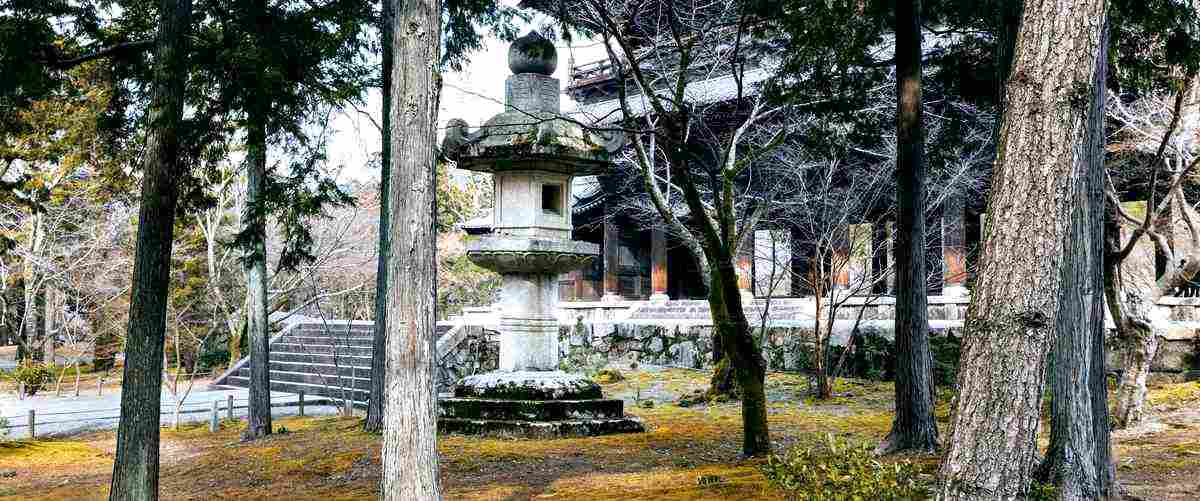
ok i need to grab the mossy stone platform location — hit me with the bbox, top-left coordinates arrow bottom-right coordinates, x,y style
438,371 -> 644,438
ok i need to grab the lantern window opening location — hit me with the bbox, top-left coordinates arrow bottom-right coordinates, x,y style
542,183 -> 564,216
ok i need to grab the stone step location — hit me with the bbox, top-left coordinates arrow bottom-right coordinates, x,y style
237,368 -> 372,391
267,361 -> 373,378
291,326 -> 375,338
270,351 -> 374,367
271,343 -> 373,357
279,335 -> 375,347
225,376 -> 370,403
439,398 -> 625,421
438,416 -> 645,439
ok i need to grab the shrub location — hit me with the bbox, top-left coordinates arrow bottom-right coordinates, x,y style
4,361 -> 55,396
930,333 -> 962,388
761,434 -> 930,500
845,329 -> 895,381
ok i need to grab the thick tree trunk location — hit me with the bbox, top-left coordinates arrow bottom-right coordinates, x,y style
380,0 -> 442,497
243,117 -> 272,440
880,0 -> 939,455
108,0 -> 191,498
364,0 -> 394,434
710,256 -> 770,457
935,1 -> 1106,498
1040,19 -> 1115,500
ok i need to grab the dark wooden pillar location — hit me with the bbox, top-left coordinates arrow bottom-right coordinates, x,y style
871,221 -> 891,295
650,227 -> 669,301
602,211 -> 621,301
791,228 -> 813,296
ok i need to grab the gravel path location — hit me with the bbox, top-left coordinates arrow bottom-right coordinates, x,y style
1,386 -> 341,439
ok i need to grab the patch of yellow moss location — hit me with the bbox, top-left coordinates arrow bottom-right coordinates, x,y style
0,440 -> 107,468
1148,381 -> 1200,407
528,463 -> 783,501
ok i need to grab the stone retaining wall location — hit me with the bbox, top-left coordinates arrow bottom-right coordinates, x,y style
439,297 -> 1199,380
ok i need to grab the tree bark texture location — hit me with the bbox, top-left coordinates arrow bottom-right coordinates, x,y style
881,0 -> 939,455
1040,17 -> 1115,500
243,117 -> 272,440
935,1 -> 1107,499
364,0 -> 394,434
108,0 -> 191,498
380,0 -> 442,497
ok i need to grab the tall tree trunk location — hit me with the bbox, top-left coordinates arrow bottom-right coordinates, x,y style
108,0 -> 191,498
935,0 -> 1106,498
243,116 -> 272,440
380,0 -> 441,497
710,254 -> 771,457
33,283 -> 46,362
364,0 -> 394,434
1040,17 -> 1115,500
881,0 -> 939,455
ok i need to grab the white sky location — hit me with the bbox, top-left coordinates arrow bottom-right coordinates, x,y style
325,13 -> 610,183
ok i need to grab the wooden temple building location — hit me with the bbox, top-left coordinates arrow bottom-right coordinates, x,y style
466,49 -> 982,304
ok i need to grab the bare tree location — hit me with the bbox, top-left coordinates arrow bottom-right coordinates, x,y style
1104,77 -> 1200,430
562,0 -> 780,457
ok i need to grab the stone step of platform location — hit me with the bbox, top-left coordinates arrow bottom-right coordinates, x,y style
438,417 -> 644,439
268,361 -> 373,378
237,368 -> 371,391
280,335 -> 375,347
271,351 -> 373,367
225,376 -> 370,403
272,343 -> 373,357
439,398 -> 625,421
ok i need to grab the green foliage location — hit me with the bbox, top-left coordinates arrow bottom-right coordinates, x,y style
930,333 -> 962,388
4,361 -> 55,396
438,250 -> 499,318
844,330 -> 895,381
761,433 -> 930,500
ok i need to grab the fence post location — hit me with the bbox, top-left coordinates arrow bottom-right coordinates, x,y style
17,382 -> 24,400
298,391 -> 305,417
28,409 -> 35,439
227,395 -> 234,420
210,400 -> 220,432
97,377 -> 103,396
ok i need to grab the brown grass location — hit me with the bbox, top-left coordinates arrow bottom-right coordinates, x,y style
0,370 -> 1197,500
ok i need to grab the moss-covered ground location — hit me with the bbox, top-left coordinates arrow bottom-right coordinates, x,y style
0,368 -> 1197,500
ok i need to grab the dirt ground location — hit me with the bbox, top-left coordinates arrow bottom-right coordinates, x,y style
1,368 -> 1197,500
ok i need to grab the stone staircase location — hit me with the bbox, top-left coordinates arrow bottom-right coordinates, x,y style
214,320 -> 461,405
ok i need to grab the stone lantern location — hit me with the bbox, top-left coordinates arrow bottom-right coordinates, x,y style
437,31 -> 642,437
